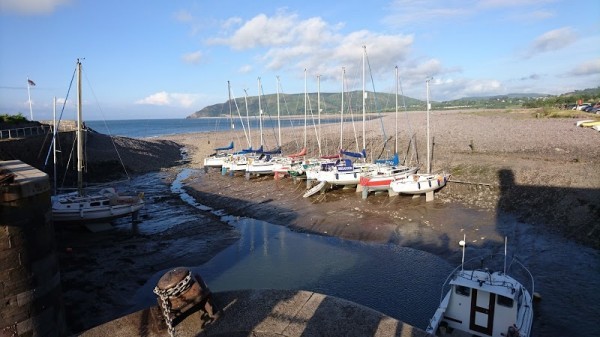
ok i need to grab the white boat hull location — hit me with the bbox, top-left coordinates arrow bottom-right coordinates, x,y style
203,155 -> 228,168
52,189 -> 144,223
390,173 -> 448,194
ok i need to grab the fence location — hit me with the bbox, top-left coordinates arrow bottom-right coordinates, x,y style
0,121 -> 78,140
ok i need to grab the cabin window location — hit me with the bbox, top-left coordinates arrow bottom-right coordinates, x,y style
497,295 -> 514,308
455,285 -> 470,297
90,201 -> 101,207
102,201 -> 110,206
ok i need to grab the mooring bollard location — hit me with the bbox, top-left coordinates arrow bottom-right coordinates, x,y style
153,267 -> 219,337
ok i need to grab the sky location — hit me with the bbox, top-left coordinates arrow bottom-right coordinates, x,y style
1,0 -> 599,120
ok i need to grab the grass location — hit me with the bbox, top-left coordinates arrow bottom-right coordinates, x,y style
535,107 -> 598,119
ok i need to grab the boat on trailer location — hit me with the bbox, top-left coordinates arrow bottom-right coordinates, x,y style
426,236 -> 534,337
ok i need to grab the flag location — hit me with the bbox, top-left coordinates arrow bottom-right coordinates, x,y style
28,79 -> 36,86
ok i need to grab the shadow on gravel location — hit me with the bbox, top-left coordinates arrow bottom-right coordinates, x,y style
497,169 -> 600,249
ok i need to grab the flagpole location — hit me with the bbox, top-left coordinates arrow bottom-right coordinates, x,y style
27,77 -> 33,120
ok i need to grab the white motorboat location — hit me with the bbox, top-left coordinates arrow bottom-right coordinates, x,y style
426,236 -> 534,337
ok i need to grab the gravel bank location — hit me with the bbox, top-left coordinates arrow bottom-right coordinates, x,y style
162,109 -> 600,248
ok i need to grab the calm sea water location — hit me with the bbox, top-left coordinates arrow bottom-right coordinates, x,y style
85,117 -> 343,139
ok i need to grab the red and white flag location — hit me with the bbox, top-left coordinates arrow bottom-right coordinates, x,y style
28,79 -> 36,86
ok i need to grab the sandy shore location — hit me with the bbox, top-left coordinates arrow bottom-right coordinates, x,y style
44,108 -> 600,333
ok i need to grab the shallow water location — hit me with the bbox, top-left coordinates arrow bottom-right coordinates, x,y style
126,169 -> 599,336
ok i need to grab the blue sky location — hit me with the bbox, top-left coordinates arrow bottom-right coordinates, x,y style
1,0 -> 599,120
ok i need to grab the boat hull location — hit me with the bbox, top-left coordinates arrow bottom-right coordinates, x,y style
390,174 -> 447,194
52,189 -> 144,223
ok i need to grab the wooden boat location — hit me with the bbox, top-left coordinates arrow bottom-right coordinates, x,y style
51,60 -> 144,225
426,236 -> 534,337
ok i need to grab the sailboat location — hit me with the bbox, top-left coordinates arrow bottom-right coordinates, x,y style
426,236 -> 534,337
288,69 -> 329,179
359,66 -> 418,198
306,46 -> 377,195
203,81 -> 236,170
389,78 -> 449,200
51,60 -> 144,224
245,77 -> 286,178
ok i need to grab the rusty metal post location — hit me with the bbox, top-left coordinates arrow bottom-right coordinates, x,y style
153,267 -> 219,336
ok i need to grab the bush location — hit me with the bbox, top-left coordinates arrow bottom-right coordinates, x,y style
0,113 -> 28,124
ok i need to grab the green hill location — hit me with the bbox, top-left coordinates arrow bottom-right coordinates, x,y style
187,90 -> 424,118
187,86 -> 600,118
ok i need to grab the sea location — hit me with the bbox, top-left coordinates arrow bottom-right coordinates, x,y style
85,117 -> 344,139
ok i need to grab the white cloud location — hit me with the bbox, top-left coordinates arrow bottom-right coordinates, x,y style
0,0 -> 72,15
239,65 -> 253,74
384,1 -> 473,27
222,17 -> 243,30
567,59 -> 600,76
173,10 -> 193,23
209,12 -> 300,50
182,50 -> 203,64
524,27 -> 577,58
430,78 -> 504,100
479,0 -> 556,8
135,92 -> 201,108
385,0 -> 558,28
208,11 -> 414,84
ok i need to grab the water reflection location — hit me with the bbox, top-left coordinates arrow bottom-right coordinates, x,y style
135,215 -> 451,330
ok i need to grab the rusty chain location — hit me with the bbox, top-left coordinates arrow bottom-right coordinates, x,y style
153,270 -> 194,337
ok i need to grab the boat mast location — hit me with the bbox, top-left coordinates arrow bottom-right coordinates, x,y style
76,59 -> 84,196
303,69 -> 307,149
426,77 -> 432,174
52,96 -> 57,196
460,234 -> 466,271
362,46 -> 366,154
227,80 -> 233,130
395,66 -> 399,155
340,67 -> 345,150
243,88 -> 251,148
317,74 -> 322,157
504,236 -> 508,274
276,76 -> 281,148
258,77 -> 263,147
